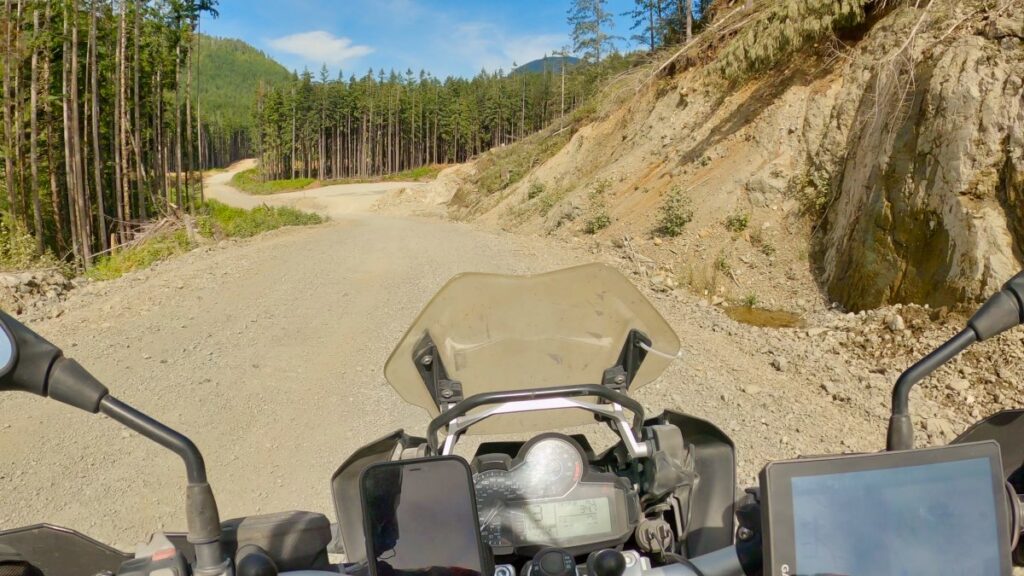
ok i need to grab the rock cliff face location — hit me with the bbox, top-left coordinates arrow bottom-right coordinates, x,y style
817,9 -> 1024,309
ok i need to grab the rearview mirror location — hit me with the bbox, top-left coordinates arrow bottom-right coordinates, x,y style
0,319 -> 16,379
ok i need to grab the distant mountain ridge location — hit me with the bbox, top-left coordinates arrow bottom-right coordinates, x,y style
512,56 -> 581,75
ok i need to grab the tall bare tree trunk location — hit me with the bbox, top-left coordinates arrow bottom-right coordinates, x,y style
133,1 -> 146,218
155,66 -> 168,207
185,34 -> 194,209
195,22 -> 204,203
41,2 -> 65,252
118,0 -> 131,233
174,42 -> 182,208
90,1 -> 107,252
70,5 -> 92,264
685,0 -> 693,43
12,0 -> 25,221
30,9 -> 43,251
3,0 -> 18,218
62,2 -> 81,262
112,0 -> 125,242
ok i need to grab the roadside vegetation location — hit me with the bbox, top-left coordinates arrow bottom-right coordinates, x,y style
0,215 -> 67,273
197,200 -> 322,238
87,201 -> 323,280
230,168 -> 316,195
658,187 -> 694,237
231,165 -> 449,196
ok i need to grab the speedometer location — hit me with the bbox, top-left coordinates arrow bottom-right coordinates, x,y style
519,438 -> 583,498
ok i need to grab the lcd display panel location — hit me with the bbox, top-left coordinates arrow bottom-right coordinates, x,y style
361,457 -> 488,576
521,497 -> 613,542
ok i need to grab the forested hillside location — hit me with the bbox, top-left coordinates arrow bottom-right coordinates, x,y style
0,0 -> 217,267
196,34 -> 292,168
251,55 -> 638,181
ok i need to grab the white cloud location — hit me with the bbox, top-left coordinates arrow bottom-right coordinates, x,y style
443,23 -> 567,74
268,31 -> 373,67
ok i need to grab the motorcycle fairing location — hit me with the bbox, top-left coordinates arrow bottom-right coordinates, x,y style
0,524 -> 130,576
652,410 -> 737,558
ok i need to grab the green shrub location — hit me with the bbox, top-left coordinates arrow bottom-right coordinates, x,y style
724,212 -> 750,233
197,200 -> 323,239
88,230 -> 193,281
528,181 -> 545,200
715,255 -> 731,274
584,180 -> 613,234
0,213 -> 68,273
658,187 -> 694,237
538,187 -> 569,215
794,166 -> 833,215
584,211 -> 611,234
743,293 -> 759,307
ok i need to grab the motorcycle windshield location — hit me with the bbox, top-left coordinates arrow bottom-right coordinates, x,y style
384,263 -> 680,433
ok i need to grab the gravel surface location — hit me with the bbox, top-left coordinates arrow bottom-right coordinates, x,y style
1,166 -> 1019,552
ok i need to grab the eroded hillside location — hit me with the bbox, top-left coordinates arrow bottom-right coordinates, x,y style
433,0 -> 1024,313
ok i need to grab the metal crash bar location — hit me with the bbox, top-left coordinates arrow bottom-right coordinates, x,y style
425,384 -> 650,458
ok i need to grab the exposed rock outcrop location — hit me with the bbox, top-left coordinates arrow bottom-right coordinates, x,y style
818,11 -> 1024,309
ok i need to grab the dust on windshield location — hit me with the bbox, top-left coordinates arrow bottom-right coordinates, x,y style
384,263 -> 680,433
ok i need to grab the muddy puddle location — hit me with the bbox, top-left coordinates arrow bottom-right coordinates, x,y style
723,305 -> 806,329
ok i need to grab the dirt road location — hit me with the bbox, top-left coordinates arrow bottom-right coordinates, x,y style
205,160 -> 425,217
0,163 -> 898,549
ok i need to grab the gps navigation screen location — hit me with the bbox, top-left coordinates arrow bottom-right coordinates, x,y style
790,458 -> 1002,575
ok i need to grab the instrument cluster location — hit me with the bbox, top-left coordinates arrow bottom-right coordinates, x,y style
471,434 -> 636,555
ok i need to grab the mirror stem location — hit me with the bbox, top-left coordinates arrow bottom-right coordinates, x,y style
887,327 -> 977,451
99,396 -> 228,574
100,396 -> 208,483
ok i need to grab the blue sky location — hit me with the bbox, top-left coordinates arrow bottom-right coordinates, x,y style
202,0 -> 638,79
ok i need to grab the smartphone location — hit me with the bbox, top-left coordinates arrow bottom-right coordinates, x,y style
360,456 -> 490,576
